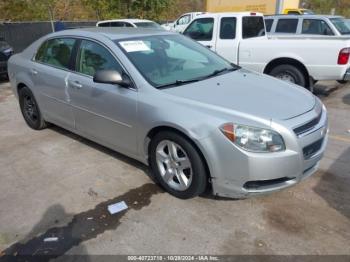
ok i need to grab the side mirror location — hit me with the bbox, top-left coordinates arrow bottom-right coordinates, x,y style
93,70 -> 132,88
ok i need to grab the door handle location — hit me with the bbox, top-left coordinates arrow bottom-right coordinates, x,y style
70,81 -> 83,89
206,45 -> 212,49
31,69 -> 38,75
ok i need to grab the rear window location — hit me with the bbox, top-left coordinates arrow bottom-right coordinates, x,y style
265,19 -> 273,32
242,16 -> 265,39
276,19 -> 298,33
220,17 -> 236,39
183,18 -> 214,41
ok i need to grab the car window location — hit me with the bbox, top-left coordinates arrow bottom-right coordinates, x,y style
242,16 -> 265,39
265,19 -> 273,32
76,40 -> 123,77
124,22 -> 134,27
330,18 -> 350,35
134,22 -> 162,29
177,15 -> 191,25
183,18 -> 214,41
97,22 -> 110,27
35,38 -> 75,69
220,17 -> 236,39
110,21 -> 125,27
302,19 -> 333,35
276,19 -> 298,33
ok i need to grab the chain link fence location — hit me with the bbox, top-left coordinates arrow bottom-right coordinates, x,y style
0,21 -> 96,53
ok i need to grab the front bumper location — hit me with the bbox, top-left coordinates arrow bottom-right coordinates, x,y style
343,68 -> 350,81
199,103 -> 328,199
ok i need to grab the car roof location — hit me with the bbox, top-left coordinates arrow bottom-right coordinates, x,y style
49,27 -> 175,41
265,14 -> 343,19
97,19 -> 155,24
198,12 -> 264,18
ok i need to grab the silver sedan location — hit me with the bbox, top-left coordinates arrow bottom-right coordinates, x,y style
8,28 -> 328,199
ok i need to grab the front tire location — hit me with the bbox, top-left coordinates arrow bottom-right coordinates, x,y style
149,131 -> 207,199
269,64 -> 306,88
18,86 -> 47,130
337,80 -> 348,85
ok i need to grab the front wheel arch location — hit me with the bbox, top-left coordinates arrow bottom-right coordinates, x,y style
146,126 -> 212,184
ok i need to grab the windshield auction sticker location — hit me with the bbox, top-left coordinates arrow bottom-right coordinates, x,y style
120,41 -> 150,52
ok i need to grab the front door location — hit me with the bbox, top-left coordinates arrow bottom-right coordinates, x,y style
68,39 -> 138,155
183,17 -> 217,51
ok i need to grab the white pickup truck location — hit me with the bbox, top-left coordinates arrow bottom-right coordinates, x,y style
183,12 -> 350,90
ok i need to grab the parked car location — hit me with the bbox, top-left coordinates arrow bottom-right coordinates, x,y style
96,19 -> 162,29
8,28 -> 328,199
282,8 -> 314,15
0,38 -> 14,78
163,12 -> 206,33
183,12 -> 350,89
265,15 -> 350,36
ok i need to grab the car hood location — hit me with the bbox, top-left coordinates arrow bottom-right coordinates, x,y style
162,69 -> 315,121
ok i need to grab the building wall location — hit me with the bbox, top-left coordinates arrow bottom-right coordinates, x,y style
282,0 -> 300,10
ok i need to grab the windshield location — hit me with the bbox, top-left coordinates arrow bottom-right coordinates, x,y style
134,22 -> 162,29
330,18 -> 350,35
115,34 -> 236,88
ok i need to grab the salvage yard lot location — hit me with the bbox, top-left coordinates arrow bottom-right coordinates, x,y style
0,80 -> 349,256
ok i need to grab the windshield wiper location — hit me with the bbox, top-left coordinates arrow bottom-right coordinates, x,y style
156,65 -> 240,89
157,78 -> 200,89
201,66 -> 240,80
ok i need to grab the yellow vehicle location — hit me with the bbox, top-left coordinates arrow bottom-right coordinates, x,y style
283,8 -> 314,15
206,0 -> 308,15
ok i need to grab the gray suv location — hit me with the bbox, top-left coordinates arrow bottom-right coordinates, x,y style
265,15 -> 350,36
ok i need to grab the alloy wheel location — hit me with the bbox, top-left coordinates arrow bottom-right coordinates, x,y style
155,140 -> 193,191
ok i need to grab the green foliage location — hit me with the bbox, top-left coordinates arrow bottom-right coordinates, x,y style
303,0 -> 350,17
7,0 -> 350,22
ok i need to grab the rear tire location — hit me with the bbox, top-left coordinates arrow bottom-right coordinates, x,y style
18,86 -> 47,130
269,64 -> 306,88
337,80 -> 348,85
149,131 -> 207,199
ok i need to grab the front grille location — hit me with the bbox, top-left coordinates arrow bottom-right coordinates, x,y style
294,111 -> 322,136
243,177 -> 295,190
303,138 -> 324,160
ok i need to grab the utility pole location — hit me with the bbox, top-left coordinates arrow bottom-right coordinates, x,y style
47,4 -> 55,32
275,0 -> 284,14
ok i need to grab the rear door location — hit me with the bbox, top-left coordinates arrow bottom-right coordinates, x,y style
214,16 -> 239,64
67,39 -> 138,155
183,17 -> 217,51
32,37 -> 76,128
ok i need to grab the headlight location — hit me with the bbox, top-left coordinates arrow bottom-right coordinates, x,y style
219,123 -> 285,153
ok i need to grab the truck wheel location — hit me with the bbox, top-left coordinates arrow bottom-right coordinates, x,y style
337,80 -> 348,84
270,64 -> 306,88
149,131 -> 207,199
19,86 -> 47,130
